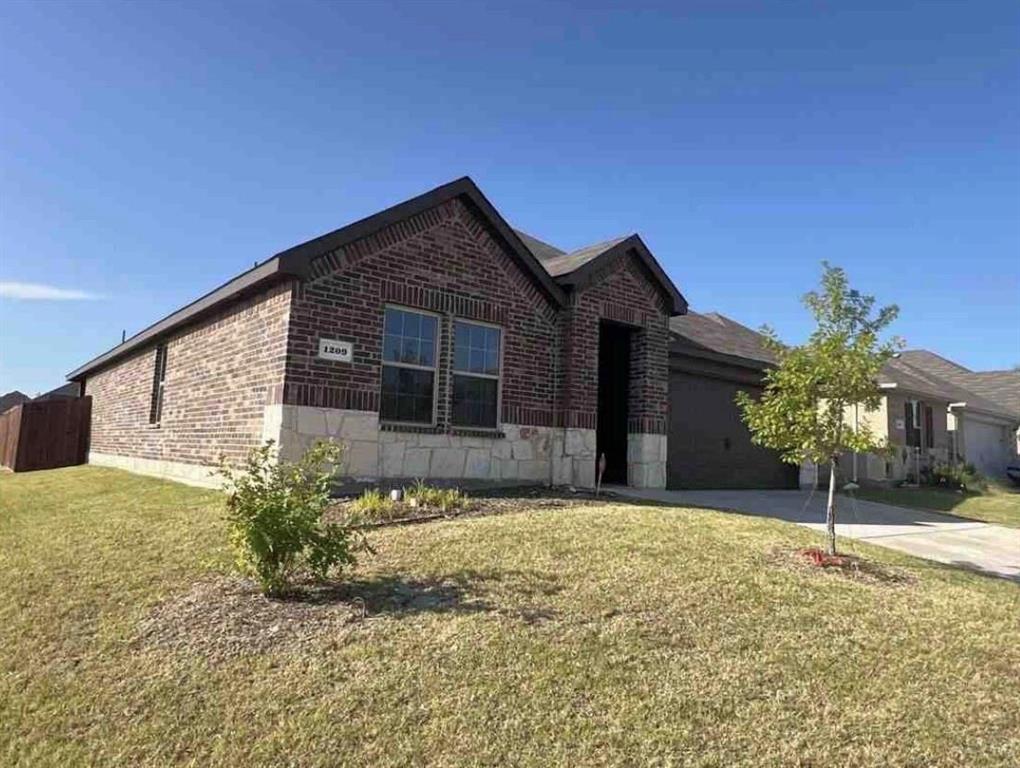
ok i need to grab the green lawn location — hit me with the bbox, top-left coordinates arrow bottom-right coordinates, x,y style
850,484 -> 1020,528
2,467 -> 1018,767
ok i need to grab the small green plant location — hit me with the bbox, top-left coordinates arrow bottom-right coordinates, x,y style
350,488 -> 398,521
217,440 -> 367,595
404,480 -> 469,513
925,462 -> 988,493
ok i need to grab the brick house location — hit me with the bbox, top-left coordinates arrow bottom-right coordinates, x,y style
68,177 -> 686,489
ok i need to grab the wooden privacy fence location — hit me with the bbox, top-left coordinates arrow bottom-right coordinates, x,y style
0,397 -> 92,472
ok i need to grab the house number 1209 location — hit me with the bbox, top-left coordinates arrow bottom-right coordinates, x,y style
318,338 -> 353,363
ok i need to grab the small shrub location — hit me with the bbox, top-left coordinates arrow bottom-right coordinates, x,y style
217,440 -> 368,595
925,462 -> 988,493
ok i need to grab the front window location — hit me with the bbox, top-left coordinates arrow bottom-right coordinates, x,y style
451,320 -> 501,428
380,307 -> 438,424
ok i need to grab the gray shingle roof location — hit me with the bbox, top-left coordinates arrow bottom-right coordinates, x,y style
515,230 -> 630,277
896,350 -> 1020,418
669,311 -> 776,365
541,237 -> 628,278
513,230 -> 564,263
0,390 -> 30,414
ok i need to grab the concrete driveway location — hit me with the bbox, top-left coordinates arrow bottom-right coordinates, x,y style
612,487 -> 1020,582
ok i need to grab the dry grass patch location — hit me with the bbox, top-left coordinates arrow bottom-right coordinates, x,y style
2,466 -> 1019,767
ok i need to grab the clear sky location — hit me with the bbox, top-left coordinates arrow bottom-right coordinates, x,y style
1,0 -> 1018,395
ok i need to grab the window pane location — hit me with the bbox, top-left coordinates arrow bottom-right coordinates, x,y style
382,308 -> 438,368
419,336 -> 435,367
470,348 -> 485,372
452,374 -> 497,428
421,315 -> 437,342
383,334 -> 401,363
453,321 -> 501,375
402,311 -> 420,338
381,366 -> 434,424
401,338 -> 420,364
384,309 -> 403,335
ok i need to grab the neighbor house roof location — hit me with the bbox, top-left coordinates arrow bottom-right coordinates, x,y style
0,390 -> 31,414
69,177 -> 686,381
668,311 -> 776,368
896,350 -> 1020,418
34,382 -> 81,401
880,356 -> 1016,421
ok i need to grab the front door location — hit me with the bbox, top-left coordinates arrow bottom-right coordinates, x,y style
596,322 -> 631,485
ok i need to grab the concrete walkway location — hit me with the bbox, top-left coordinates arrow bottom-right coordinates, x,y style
611,487 -> 1020,582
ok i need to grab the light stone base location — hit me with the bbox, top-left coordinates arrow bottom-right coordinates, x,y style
627,433 -> 667,489
88,451 -> 223,489
272,405 -> 589,486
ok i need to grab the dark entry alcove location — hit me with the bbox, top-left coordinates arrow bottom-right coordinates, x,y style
596,322 -> 632,485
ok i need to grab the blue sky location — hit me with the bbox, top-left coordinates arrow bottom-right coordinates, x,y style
1,0 -> 1017,395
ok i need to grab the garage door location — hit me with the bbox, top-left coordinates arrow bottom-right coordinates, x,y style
963,418 -> 1009,479
668,371 -> 797,489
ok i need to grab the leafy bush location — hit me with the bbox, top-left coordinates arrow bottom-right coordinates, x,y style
217,440 -> 367,595
925,462 -> 988,493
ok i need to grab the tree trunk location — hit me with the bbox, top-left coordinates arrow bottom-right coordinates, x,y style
825,461 -> 838,555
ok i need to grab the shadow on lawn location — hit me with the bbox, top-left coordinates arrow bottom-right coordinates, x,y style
277,568 -> 563,622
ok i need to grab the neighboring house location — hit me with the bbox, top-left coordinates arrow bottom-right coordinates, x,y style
67,177 -> 686,489
0,390 -> 31,414
33,382 -> 82,402
668,311 -> 796,489
839,353 -> 1019,485
895,351 -> 1020,478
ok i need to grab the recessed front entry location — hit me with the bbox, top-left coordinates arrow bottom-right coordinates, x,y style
597,321 -> 632,485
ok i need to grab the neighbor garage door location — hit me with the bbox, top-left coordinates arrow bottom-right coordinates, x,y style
667,370 -> 797,489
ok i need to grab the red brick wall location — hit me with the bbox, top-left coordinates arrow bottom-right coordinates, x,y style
84,282 -> 292,465
283,198 -> 562,428
559,253 -> 670,434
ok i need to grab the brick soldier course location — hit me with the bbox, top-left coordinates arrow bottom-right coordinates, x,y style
69,177 -> 686,489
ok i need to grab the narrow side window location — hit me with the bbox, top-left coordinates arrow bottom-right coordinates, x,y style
149,344 -> 167,425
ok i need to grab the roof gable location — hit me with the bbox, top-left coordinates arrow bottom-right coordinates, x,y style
68,177 -> 567,380
550,234 -> 687,315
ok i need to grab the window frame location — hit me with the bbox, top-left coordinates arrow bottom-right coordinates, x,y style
149,343 -> 168,427
450,317 -> 503,430
379,304 -> 441,427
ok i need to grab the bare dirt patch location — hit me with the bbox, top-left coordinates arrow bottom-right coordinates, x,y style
768,546 -> 916,587
134,576 -> 363,662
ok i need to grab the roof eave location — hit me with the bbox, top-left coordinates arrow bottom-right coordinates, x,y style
67,176 -> 567,381
66,257 -> 300,381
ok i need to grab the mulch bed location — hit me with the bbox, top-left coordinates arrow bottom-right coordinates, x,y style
133,576 -> 366,662
136,488 -> 622,662
769,546 -> 916,587
325,485 -> 623,528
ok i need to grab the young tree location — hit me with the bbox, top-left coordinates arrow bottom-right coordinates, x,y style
737,263 -> 901,555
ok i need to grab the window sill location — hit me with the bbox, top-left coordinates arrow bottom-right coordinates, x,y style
379,422 -> 505,439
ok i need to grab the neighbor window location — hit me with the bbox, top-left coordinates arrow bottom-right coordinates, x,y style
380,307 -> 438,424
149,343 -> 168,425
923,404 -> 934,449
451,320 -> 501,428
